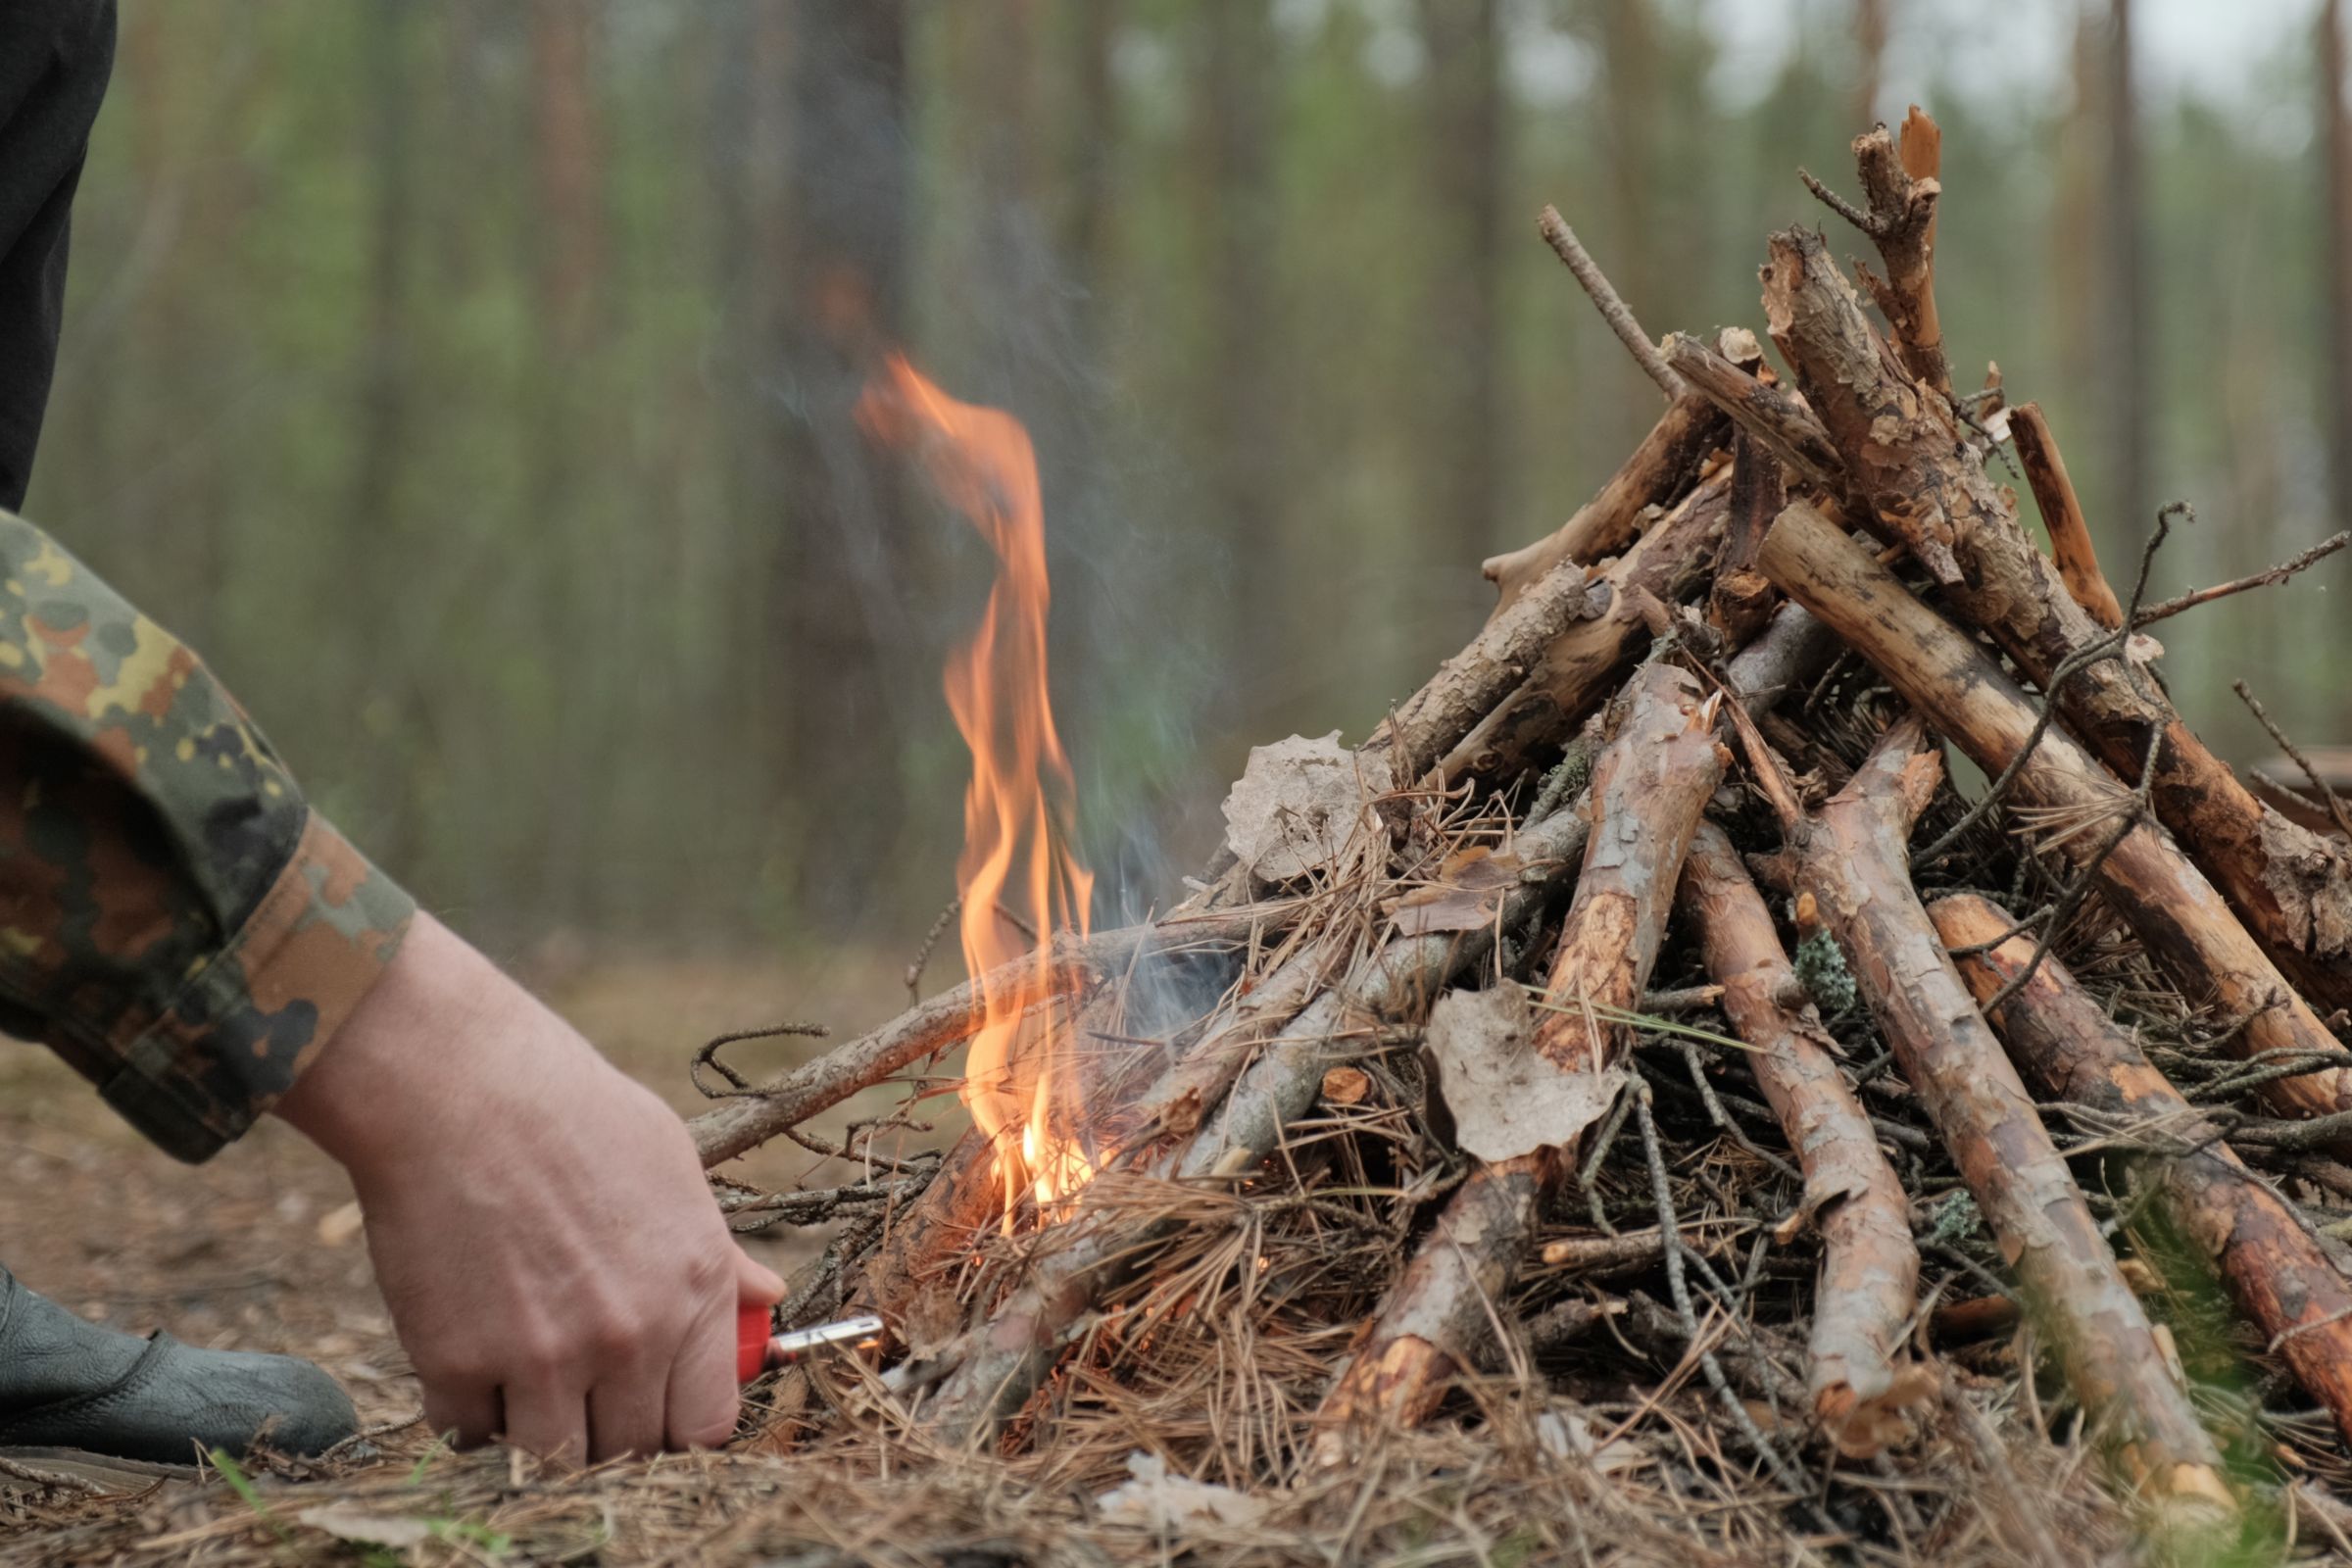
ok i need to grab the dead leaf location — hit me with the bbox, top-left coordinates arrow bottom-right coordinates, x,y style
295,1506 -> 438,1549
1096,1450 -> 1269,1530
1426,988 -> 1630,1163
1219,732 -> 1391,883
1391,846 -> 1525,935
1320,1067 -> 1371,1106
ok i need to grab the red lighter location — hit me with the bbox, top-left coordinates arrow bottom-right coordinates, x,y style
736,1303 -> 883,1382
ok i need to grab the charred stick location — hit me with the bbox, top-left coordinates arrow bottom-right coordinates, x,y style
1679,822 -> 1920,1456
1313,664 -> 1726,1451
1759,502 -> 2352,1133
1795,717 -> 2235,1522
1712,432 -> 1787,645
1932,892 -> 2352,1447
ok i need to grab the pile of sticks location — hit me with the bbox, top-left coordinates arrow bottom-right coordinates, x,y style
693,112 -> 2352,1554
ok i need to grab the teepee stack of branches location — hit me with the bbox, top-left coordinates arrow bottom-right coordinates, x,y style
692,111 -> 2352,1558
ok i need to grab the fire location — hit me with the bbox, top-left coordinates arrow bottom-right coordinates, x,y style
857,354 -> 1097,1215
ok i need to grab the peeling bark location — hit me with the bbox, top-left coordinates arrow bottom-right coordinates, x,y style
1438,469 -> 1730,786
1797,719 -> 2233,1518
1482,393 -> 1724,612
1760,502 -> 2352,1130
1680,822 -> 1919,1455
1762,225 -> 2352,1012
1931,893 -> 2352,1447
1314,664 -> 1725,1446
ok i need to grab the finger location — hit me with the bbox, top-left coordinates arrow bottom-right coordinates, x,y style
735,1248 -> 786,1304
587,1369 -> 667,1462
421,1382 -> 502,1450
663,1289 -> 741,1450
498,1377 -> 590,1468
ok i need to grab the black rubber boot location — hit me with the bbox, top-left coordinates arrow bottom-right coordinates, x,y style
0,1264 -> 357,1479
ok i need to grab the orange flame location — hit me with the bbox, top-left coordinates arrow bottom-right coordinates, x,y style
857,353 -> 1097,1215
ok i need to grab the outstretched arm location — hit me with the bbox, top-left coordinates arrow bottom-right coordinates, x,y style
0,508 -> 778,1460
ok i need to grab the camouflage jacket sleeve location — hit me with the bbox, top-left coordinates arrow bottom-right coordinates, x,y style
0,510 -> 414,1161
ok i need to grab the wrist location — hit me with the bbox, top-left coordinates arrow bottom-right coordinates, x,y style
272,911 -> 523,1186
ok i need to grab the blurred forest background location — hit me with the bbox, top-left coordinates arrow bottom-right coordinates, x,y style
24,0 -> 2352,956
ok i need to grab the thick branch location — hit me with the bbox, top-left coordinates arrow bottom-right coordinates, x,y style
1315,664 -> 1726,1446
1763,225 -> 2352,1012
1797,719 -> 2233,1519
1680,822 -> 1919,1455
1932,893 -> 2352,1447
1758,502 -> 2352,1131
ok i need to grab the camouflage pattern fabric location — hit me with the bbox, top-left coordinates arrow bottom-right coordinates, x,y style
0,510 -> 413,1161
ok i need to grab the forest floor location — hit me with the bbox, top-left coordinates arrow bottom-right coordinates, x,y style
0,945 -> 974,1566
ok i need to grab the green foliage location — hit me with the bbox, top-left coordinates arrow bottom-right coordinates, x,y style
29,2 -> 2349,951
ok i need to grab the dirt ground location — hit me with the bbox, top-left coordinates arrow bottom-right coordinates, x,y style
0,943 -> 944,1538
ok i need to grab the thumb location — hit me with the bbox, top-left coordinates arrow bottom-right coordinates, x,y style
734,1247 -> 786,1305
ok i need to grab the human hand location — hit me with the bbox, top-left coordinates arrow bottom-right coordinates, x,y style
274,913 -> 783,1462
